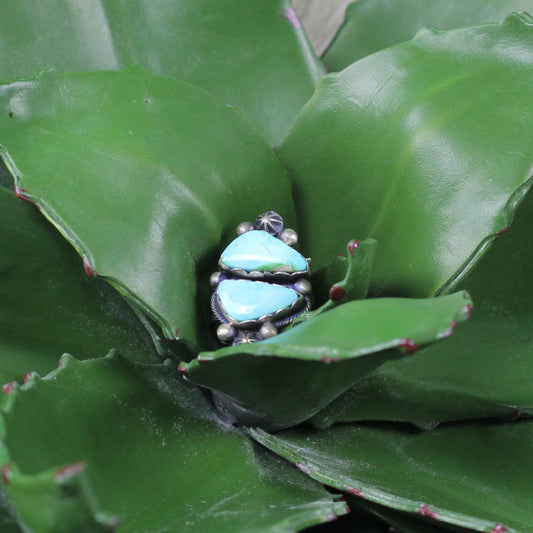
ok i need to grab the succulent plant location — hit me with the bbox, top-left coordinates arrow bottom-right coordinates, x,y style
0,1 -> 532,532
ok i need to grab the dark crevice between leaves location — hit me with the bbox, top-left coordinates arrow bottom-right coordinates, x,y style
0,159 -> 12,189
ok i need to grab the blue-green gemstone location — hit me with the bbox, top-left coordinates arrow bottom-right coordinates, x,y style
220,230 -> 307,273
217,279 -> 298,322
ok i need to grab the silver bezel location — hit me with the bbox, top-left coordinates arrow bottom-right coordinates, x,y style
218,257 -> 311,281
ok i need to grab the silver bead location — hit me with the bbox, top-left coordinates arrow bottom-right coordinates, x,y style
210,271 -> 223,288
217,323 -> 236,344
259,322 -> 278,339
294,279 -> 312,295
280,228 -> 298,246
236,221 -> 254,235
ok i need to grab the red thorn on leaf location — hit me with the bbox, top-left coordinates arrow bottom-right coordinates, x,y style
23,372 -> 35,384
463,304 -> 473,319
1,464 -> 12,485
347,486 -> 364,497
495,226 -> 510,239
427,421 -> 440,430
55,462 -> 85,481
296,462 -> 311,475
83,257 -> 96,277
325,513 -> 338,522
283,6 -> 301,28
174,328 -> 180,339
321,356 -> 340,364
348,240 -> 359,257
329,285 -> 345,301
177,363 -> 188,374
14,186 -> 34,205
490,524 -> 507,533
417,504 -> 437,519
502,409 -> 521,422
344,506 -> 351,514
108,516 -> 121,531
399,338 -> 418,354
2,382 -> 16,395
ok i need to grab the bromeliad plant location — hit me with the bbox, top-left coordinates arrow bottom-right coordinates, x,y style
0,1 -> 532,532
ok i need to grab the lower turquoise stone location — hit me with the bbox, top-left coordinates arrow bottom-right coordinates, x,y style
217,279 -> 298,322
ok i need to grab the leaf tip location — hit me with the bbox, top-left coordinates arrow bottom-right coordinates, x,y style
283,6 -> 301,29
399,338 -> 418,354
1,463 -> 12,485
328,285 -> 346,301
296,461 -> 311,475
321,356 -> 341,364
348,240 -> 359,257
2,381 -> 17,395
83,256 -> 97,277
417,503 -> 438,519
490,524 -> 508,533
346,486 -> 364,497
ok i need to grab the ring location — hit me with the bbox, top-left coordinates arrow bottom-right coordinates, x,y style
211,211 -> 311,345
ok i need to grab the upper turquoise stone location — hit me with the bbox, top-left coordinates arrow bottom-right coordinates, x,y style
217,279 -> 299,322
220,230 -> 307,273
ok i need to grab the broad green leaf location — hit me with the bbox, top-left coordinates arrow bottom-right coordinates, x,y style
0,67 -> 295,347
323,0 -> 533,70
184,292 -> 471,429
0,0 -> 324,145
279,13 -> 533,299
0,353 -> 348,533
0,186 -> 159,384
311,187 -> 533,429
251,418 -> 533,532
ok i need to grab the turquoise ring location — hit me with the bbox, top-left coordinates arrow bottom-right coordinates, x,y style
211,211 -> 311,345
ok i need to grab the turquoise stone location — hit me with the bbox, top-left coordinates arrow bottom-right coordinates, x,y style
217,279 -> 298,322
220,230 -> 307,273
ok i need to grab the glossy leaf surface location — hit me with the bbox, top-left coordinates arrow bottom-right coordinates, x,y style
0,0 -> 324,145
252,419 -> 533,532
0,67 -> 295,346
0,354 -> 347,533
185,292 -> 471,429
0,187 -> 159,384
280,13 -> 533,299
311,187 -> 533,429
323,0 -> 533,69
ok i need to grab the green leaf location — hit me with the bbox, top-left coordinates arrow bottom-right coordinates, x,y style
323,0 -> 533,70
184,292 -> 471,429
251,419 -> 533,532
0,186 -> 160,384
311,187 -> 533,430
279,13 -> 533,299
0,0 -> 324,145
292,238 -> 377,325
0,67 -> 295,347
0,353 -> 348,533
